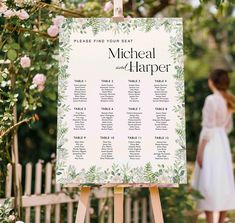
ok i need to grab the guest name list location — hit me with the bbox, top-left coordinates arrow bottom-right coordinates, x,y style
57,18 -> 186,184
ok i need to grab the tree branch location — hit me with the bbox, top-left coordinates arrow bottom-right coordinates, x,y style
3,24 -> 57,40
0,116 -> 35,139
37,2 -> 82,17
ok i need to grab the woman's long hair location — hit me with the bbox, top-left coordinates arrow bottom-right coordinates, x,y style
210,69 -> 235,112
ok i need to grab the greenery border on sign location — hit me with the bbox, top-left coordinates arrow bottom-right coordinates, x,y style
56,18 -> 186,185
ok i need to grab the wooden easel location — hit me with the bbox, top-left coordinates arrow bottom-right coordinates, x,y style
75,185 -> 164,223
75,1 -> 165,222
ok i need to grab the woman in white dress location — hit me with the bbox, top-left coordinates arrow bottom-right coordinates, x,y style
192,69 -> 235,223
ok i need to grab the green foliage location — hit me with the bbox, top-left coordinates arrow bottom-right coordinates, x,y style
86,166 -> 100,183
160,185 -> 203,223
126,185 -> 203,223
82,2 -> 104,17
0,1 -> 59,196
144,162 -> 156,183
0,198 -> 15,223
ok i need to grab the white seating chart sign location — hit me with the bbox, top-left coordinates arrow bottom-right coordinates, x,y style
56,18 -> 186,185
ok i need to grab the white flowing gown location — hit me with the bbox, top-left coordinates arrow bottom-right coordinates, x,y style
192,91 -> 235,211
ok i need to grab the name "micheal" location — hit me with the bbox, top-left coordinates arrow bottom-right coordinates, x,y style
108,48 -> 156,59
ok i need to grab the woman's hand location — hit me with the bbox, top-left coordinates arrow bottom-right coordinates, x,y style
196,139 -> 208,168
196,149 -> 204,168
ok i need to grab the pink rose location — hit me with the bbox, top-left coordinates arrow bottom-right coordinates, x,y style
33,73 -> 46,86
104,1 -> 113,12
4,9 -> 15,18
16,9 -> 29,20
47,25 -> 59,37
20,56 -> 31,68
37,85 -> 45,92
33,73 -> 46,92
0,4 -> 8,13
8,215 -> 16,221
52,15 -> 64,26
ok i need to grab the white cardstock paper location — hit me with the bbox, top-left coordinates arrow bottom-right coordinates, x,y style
57,18 -> 186,185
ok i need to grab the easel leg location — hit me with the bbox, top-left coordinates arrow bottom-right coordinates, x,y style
114,186 -> 124,223
149,187 -> 164,223
75,187 -> 91,223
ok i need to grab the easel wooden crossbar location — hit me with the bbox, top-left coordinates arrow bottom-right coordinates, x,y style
74,185 -> 164,223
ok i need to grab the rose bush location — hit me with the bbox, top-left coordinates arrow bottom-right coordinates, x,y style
0,2 -> 113,216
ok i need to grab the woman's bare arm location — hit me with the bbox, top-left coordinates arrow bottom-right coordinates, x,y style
196,139 -> 208,168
